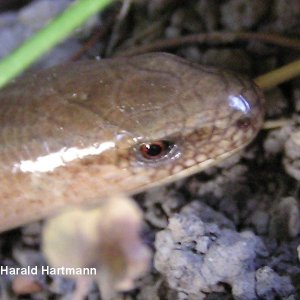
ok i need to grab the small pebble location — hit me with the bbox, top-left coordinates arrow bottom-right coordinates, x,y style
284,130 -> 300,180
270,197 -> 300,239
221,0 -> 270,30
256,266 -> 295,298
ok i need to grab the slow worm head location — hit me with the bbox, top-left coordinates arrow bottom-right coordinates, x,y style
0,53 -> 264,231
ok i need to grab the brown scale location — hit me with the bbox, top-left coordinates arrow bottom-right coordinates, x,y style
0,53 -> 264,232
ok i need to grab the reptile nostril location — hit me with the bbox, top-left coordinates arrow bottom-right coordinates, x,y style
236,116 -> 252,129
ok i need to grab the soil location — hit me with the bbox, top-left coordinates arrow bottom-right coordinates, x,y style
0,0 -> 300,299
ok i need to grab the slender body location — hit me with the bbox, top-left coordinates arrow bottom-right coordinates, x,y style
0,53 -> 264,231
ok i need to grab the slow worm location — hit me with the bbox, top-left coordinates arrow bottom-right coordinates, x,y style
0,53 -> 264,232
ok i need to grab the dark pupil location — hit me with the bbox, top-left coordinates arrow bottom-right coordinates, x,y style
145,144 -> 163,156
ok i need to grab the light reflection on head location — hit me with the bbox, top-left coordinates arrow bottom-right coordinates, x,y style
228,95 -> 251,114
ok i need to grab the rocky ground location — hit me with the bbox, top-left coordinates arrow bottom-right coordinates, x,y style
0,0 -> 300,299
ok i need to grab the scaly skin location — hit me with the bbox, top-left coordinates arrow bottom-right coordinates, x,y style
0,53 -> 264,231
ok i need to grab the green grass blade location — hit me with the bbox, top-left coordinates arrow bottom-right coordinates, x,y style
0,0 -> 114,89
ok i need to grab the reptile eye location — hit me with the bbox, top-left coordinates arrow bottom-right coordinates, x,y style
134,139 -> 181,166
236,116 -> 252,129
139,140 -> 173,159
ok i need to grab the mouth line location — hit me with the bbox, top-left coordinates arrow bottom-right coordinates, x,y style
128,144 -> 246,196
